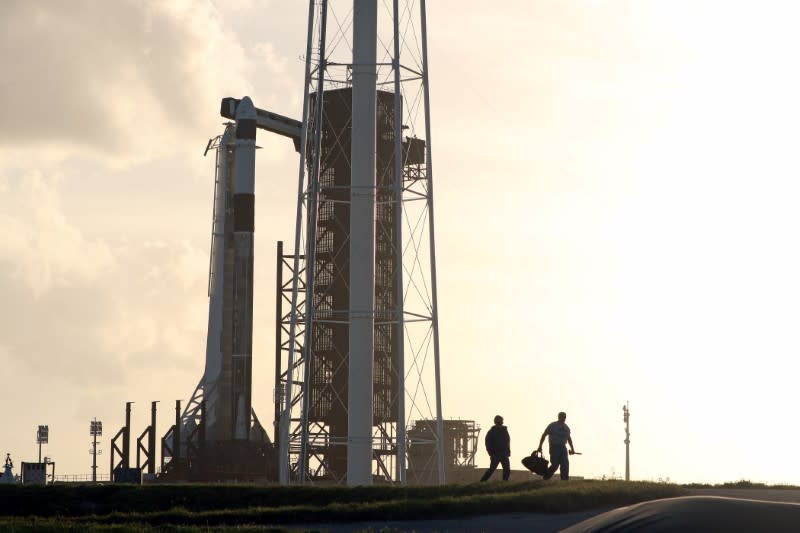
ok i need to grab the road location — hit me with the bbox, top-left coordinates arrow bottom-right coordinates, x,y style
686,487 -> 800,503
291,489 -> 800,533
292,508 -> 613,533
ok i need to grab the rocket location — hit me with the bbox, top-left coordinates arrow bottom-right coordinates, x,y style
230,96 -> 257,440
200,124 -> 232,442
167,96 -> 299,473
187,97 -> 298,445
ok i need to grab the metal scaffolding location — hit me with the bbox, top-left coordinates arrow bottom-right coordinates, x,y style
278,0 -> 444,485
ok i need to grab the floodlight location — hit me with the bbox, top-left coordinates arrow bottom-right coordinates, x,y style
36,425 -> 49,444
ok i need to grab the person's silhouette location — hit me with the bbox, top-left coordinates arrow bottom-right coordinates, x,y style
480,415 -> 511,481
537,411 -> 577,480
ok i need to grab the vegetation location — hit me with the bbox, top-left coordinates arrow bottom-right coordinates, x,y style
683,479 -> 800,490
0,480 -> 685,532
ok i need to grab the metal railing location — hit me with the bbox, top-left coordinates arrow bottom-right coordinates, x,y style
53,473 -> 111,483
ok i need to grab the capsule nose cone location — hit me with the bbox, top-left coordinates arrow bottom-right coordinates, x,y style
236,96 -> 256,120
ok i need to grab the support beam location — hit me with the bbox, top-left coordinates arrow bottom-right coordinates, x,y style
348,0 -> 378,486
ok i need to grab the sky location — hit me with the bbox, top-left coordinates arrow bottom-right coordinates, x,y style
2,0 -> 800,485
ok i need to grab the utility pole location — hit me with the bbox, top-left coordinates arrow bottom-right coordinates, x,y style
622,401 -> 630,481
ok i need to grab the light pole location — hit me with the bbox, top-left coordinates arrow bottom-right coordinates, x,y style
90,419 -> 103,483
36,425 -> 48,463
622,402 -> 630,481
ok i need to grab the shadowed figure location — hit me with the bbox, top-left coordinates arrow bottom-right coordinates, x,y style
537,411 -> 577,480
480,415 -> 511,481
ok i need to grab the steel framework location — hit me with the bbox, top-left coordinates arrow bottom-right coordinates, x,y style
277,0 -> 444,485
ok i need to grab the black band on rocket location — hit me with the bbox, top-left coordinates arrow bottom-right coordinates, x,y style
234,194 -> 255,232
236,119 -> 257,140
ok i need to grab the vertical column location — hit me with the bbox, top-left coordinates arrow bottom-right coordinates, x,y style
623,402 -> 630,481
348,0 -> 378,486
274,240 -> 284,446
148,401 -> 157,475
123,402 -> 132,469
281,0 -> 318,485
299,3 -> 329,482
232,96 -> 257,440
92,428 -> 97,482
419,0 -> 446,485
391,0 -> 407,484
174,400 -> 182,463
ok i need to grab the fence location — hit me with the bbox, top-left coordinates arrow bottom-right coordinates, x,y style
53,474 -> 111,483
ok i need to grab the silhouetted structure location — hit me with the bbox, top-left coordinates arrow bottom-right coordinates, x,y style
407,419 -> 480,484
277,0 -> 445,486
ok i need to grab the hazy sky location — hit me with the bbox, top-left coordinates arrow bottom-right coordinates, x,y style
3,0 -> 800,485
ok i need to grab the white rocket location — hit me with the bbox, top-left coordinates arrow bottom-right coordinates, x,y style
230,96 -> 257,440
189,97 -> 301,444
193,98 -> 257,442
199,123 -> 232,442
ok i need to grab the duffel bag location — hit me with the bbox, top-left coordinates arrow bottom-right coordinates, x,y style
521,450 -> 549,476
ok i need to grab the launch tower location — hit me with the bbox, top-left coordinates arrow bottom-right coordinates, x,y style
277,0 -> 444,485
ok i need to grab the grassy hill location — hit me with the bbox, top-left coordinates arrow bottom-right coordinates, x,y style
0,480 -> 686,532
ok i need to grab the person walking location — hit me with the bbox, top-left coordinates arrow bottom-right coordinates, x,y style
537,411 -> 577,480
480,415 -> 511,481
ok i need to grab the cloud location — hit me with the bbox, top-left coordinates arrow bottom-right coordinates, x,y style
0,0 -> 253,162
0,170 -> 207,387
0,0 -> 299,409
0,171 -> 115,296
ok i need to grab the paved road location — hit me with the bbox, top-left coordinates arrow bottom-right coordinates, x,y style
686,488 -> 800,503
291,489 -> 800,533
291,508 -> 612,533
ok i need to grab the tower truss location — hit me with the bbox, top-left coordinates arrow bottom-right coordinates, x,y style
277,0 -> 444,485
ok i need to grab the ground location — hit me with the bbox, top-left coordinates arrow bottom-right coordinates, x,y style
293,488 -> 800,533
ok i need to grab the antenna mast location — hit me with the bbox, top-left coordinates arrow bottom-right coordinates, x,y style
623,401 -> 630,481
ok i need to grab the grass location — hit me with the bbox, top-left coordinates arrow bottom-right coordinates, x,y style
0,480 -> 686,532
683,479 -> 800,489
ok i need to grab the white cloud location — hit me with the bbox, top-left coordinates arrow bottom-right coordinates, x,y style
0,0 -> 255,162
0,171 -> 114,296
0,169 -> 207,385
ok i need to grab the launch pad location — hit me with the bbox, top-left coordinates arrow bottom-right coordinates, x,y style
111,0 -> 462,485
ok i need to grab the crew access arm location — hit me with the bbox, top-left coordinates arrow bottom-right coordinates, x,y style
220,97 -> 302,151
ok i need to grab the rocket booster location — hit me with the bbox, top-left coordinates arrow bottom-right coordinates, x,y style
231,96 -> 257,440
202,124 -> 233,441
184,95 -> 298,449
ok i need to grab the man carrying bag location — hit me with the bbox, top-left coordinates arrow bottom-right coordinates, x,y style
537,411 -> 578,480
